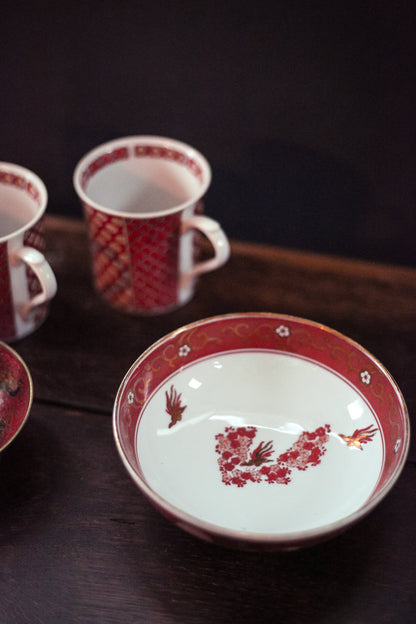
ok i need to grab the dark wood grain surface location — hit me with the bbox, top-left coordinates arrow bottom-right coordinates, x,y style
1,216 -> 415,623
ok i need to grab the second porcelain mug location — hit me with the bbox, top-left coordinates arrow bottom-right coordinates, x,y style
73,136 -> 230,315
0,162 -> 57,342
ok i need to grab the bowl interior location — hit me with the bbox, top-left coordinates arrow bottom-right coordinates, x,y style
0,342 -> 33,452
114,314 -> 409,544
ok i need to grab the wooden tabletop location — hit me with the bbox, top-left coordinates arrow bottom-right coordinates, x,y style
1,216 -> 415,623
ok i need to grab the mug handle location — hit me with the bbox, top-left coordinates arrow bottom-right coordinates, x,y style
181,215 -> 230,286
12,247 -> 57,321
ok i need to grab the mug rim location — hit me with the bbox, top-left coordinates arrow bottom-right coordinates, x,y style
73,135 -> 212,219
0,162 -> 48,243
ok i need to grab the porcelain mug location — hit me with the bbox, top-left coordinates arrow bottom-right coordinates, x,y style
73,136 -> 230,315
0,163 -> 57,342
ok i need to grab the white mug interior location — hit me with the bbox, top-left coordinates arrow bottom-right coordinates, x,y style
74,136 -> 211,217
0,164 -> 47,241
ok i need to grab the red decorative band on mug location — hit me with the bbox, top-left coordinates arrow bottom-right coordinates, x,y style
133,145 -> 203,182
80,143 -> 204,192
0,172 -> 42,207
80,147 -> 129,190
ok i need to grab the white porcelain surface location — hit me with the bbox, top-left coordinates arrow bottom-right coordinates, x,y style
137,352 -> 382,534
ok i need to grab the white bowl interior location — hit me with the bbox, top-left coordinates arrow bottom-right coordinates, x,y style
137,351 -> 383,534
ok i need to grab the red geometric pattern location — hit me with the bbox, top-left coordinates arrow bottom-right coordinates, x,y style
81,147 -> 129,190
84,203 -> 182,313
133,144 -> 203,183
0,171 -> 42,207
84,206 -> 133,310
127,213 -> 181,312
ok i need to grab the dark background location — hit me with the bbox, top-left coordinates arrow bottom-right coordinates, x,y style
1,1 -> 415,266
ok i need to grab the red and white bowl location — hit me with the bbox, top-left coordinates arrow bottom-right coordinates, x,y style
113,313 -> 409,550
0,342 -> 33,454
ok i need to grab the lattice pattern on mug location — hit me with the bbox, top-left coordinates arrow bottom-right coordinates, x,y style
84,207 -> 134,310
84,204 -> 182,313
126,214 -> 181,312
